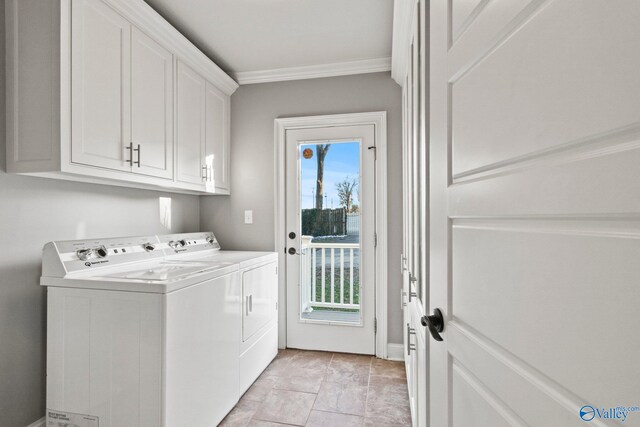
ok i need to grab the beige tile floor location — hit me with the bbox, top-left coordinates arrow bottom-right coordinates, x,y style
220,349 -> 412,427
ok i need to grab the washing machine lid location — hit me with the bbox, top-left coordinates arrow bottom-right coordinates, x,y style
99,261 -> 215,282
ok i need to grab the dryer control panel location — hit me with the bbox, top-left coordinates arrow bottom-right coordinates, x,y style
159,232 -> 221,256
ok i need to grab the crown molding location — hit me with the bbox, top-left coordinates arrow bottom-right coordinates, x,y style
233,57 -> 392,85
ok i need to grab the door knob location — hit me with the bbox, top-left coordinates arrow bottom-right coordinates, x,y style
421,308 -> 444,342
288,247 -> 301,255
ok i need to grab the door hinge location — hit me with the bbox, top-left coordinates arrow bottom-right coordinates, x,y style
374,232 -> 378,247
374,317 -> 377,334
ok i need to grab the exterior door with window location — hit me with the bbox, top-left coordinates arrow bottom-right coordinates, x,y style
285,125 -> 376,355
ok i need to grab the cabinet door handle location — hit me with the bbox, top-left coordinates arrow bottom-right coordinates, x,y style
126,142 -> 133,165
246,296 -> 250,316
407,322 -> 416,355
133,144 -> 141,167
249,294 -> 253,312
408,273 -> 418,302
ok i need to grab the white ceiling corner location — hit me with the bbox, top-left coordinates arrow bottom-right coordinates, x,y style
143,0 -> 394,84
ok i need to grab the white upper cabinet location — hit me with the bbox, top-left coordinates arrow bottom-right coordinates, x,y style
6,0 -> 238,194
176,61 -> 206,186
175,63 -> 231,193
131,27 -> 174,180
70,0 -> 131,172
205,82 -> 231,194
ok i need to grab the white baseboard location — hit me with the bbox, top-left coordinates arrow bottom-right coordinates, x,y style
27,417 -> 45,427
387,343 -> 404,361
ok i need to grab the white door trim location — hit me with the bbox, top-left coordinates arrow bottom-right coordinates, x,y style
274,111 -> 388,358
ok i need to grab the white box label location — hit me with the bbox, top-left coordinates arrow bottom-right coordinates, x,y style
47,410 -> 99,427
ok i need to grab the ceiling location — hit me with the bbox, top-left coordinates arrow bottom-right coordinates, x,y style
144,0 -> 394,81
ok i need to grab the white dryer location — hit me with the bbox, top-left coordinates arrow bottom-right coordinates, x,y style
41,232 -> 278,427
160,234 -> 279,394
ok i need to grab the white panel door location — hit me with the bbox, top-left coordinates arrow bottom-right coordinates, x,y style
205,81 -> 231,193
71,0 -> 131,172
131,27 -> 174,179
429,1 -> 640,426
176,60 -> 205,185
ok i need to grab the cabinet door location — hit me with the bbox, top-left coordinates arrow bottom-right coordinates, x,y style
71,0 -> 131,172
175,61 -> 205,185
242,263 -> 277,342
205,82 -> 230,193
131,27 -> 173,179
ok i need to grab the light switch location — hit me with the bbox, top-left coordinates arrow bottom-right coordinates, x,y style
244,210 -> 253,224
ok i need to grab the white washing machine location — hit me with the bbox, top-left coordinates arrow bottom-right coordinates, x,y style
41,232 -> 278,427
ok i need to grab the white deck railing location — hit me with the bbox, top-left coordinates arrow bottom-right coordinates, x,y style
300,236 -> 360,312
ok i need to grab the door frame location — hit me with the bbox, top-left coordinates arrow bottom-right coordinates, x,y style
274,111 -> 389,358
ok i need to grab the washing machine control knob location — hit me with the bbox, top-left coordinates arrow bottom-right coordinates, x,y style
95,246 -> 108,258
76,248 -> 91,261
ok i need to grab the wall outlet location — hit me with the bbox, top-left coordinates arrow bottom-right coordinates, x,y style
244,210 -> 253,224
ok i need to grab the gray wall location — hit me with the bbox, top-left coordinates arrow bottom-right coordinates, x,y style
0,4 -> 201,425
200,72 -> 404,345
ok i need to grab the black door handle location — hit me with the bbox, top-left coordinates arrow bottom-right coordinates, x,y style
421,308 -> 444,341
288,247 -> 301,255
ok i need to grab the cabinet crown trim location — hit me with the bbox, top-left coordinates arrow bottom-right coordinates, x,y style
104,0 -> 239,95
391,0 -> 417,85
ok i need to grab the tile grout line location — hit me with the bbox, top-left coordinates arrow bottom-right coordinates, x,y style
302,351 -> 334,426
363,356 -> 373,422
